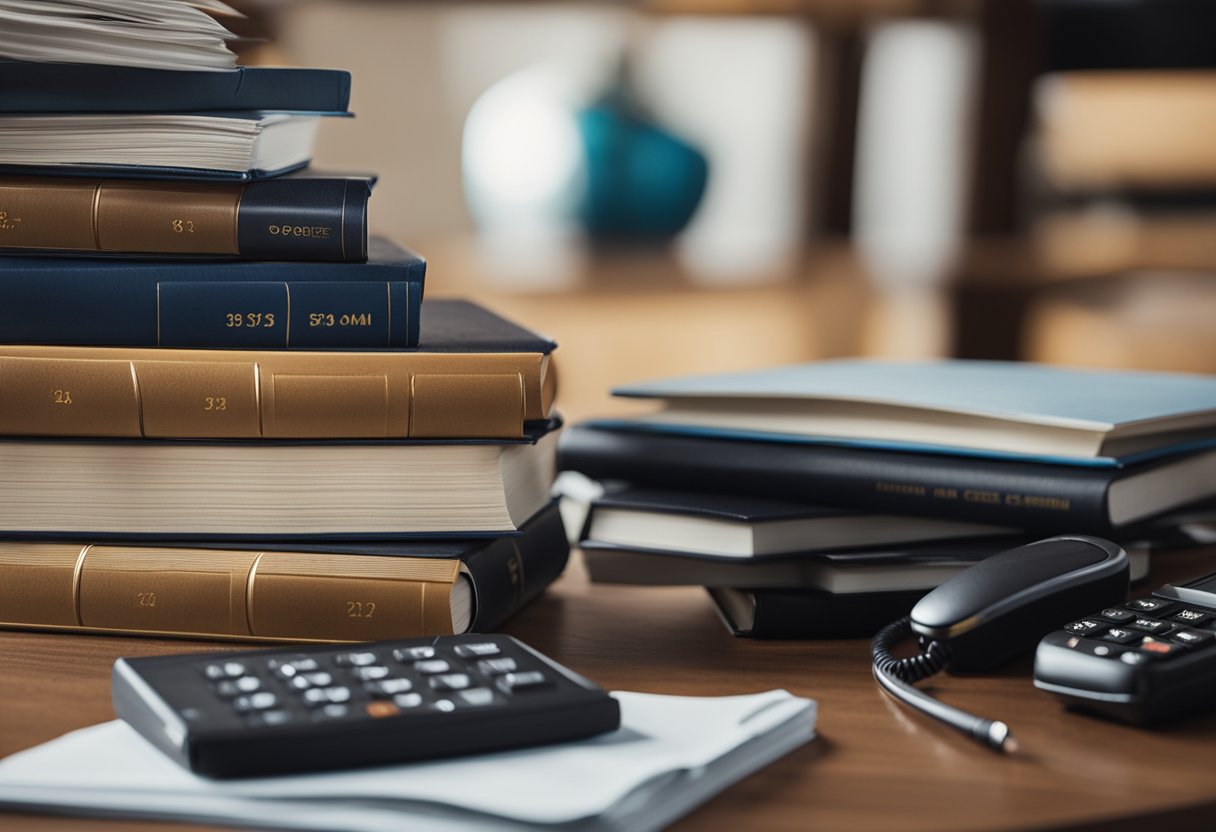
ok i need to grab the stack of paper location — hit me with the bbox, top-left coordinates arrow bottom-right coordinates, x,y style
0,689 -> 816,832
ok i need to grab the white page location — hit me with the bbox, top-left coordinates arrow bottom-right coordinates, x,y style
0,690 -> 816,829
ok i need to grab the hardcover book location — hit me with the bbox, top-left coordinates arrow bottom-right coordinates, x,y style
609,359 -> 1216,465
581,487 -> 1010,558
558,425 -> 1216,535
0,61 -> 352,114
0,422 -> 560,539
0,501 -> 568,643
0,301 -> 555,439
0,113 -> 326,181
0,236 -> 422,350
0,174 -> 372,261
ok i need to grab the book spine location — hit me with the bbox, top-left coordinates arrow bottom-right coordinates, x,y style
0,350 -> 536,439
0,266 -> 418,349
0,543 -> 462,643
463,503 -> 570,630
559,429 -> 1118,534
0,177 -> 368,261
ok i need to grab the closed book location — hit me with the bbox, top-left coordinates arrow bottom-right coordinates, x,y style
581,487 -> 1011,558
0,301 -> 554,438
0,61 -> 351,114
610,359 -> 1216,465
0,422 -> 559,539
0,175 -> 370,261
558,426 -> 1216,535
0,235 -> 421,350
0,113 -> 325,181
0,501 -> 568,643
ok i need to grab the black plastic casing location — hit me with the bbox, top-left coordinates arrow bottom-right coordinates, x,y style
910,536 -> 1130,671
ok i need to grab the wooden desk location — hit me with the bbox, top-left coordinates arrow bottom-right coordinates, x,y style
4,547 -> 1216,832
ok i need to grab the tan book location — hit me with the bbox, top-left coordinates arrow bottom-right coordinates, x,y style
0,321 -> 557,441
0,501 -> 569,643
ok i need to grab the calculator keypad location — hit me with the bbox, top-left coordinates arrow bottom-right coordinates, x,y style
1055,594 -> 1216,665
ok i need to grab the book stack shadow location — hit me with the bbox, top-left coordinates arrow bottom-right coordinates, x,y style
557,360 -> 1216,638
0,7 -> 568,645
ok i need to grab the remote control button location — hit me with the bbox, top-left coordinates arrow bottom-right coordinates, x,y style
315,704 -> 349,721
366,701 -> 400,719
302,688 -> 329,706
1100,627 -> 1141,645
1126,598 -> 1172,614
326,687 -> 352,704
269,657 -> 318,677
496,671 -> 551,694
224,662 -> 247,677
478,658 -> 518,676
1064,619 -> 1105,636
1121,651 -> 1149,666
349,665 -> 390,681
1139,636 -> 1185,657
289,676 -> 313,691
248,710 -> 294,727
457,688 -> 495,707
454,643 -> 501,658
429,674 -> 471,692
304,672 -> 333,687
1097,607 -> 1135,623
1128,618 -> 1172,635
1171,628 -> 1214,646
1063,636 -> 1121,658
393,646 -> 435,662
334,651 -> 378,667
233,692 -> 278,713
203,664 -> 229,681
1169,609 -> 1212,627
393,693 -> 425,709
215,680 -> 242,698
414,659 -> 451,675
433,699 -> 456,713
364,678 -> 413,697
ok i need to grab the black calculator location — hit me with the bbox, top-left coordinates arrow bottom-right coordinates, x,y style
112,634 -> 621,778
1034,571 -> 1216,723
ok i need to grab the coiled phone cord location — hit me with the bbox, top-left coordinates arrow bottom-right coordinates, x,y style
871,617 -> 1017,753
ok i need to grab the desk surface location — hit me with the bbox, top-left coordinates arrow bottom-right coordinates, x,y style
4,547 -> 1216,832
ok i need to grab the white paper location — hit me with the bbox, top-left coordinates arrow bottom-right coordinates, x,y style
0,690 -> 816,832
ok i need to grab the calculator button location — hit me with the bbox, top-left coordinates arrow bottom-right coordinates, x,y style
1127,618 -> 1172,635
1169,609 -> 1212,627
497,672 -> 551,694
393,646 -> 435,662
478,658 -> 518,676
393,693 -> 425,709
1171,628 -> 1214,646
1100,628 -> 1141,645
1139,637 -> 1185,657
1097,607 -> 1135,623
349,665 -> 390,681
315,704 -> 350,721
304,672 -> 333,687
334,652 -> 378,667
429,674 -> 471,692
414,659 -> 451,675
1126,598 -> 1172,614
458,688 -> 496,707
233,692 -> 278,713
433,699 -> 456,713
1064,619 -> 1104,636
364,678 -> 413,697
454,643 -> 501,658
302,688 -> 328,706
289,676 -> 313,691
326,687 -> 352,704
216,677 -> 260,697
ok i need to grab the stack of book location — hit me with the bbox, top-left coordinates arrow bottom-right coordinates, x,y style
557,360 -> 1216,637
0,2 -> 568,644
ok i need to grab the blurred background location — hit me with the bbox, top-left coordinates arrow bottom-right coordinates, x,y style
232,0 -> 1216,420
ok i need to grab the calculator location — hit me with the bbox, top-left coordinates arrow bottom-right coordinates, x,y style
112,634 -> 621,778
1034,571 -> 1216,724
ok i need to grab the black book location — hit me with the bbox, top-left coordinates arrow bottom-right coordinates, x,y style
558,425 -> 1216,535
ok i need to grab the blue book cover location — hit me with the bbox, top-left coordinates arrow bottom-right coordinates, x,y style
610,360 -> 1216,466
0,236 -> 424,349
0,61 -> 352,115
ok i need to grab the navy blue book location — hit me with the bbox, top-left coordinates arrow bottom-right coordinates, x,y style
0,62 -> 352,115
0,174 -> 371,262
0,236 -> 424,349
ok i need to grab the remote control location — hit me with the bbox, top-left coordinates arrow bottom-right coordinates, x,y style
1034,571 -> 1216,724
112,633 -> 621,778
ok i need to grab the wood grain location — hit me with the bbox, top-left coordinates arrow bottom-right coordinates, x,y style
3,547 -> 1216,831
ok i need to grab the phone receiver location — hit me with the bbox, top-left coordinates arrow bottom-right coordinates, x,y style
873,535 -> 1130,751
910,535 -> 1130,671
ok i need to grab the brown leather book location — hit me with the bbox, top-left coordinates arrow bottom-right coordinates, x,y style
0,343 -> 555,440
